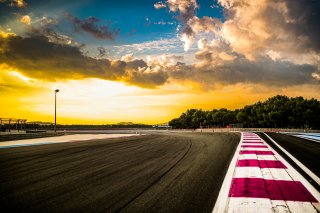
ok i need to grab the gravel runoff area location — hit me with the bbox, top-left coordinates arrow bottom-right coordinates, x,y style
0,132 -> 240,212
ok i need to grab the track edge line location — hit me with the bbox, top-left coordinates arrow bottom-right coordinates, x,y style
212,132 -> 242,213
263,132 -> 320,186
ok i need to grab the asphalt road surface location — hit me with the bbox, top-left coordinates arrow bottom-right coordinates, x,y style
260,132 -> 320,178
0,132 -> 239,212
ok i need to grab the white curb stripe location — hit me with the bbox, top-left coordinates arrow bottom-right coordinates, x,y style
228,198 -> 319,213
238,154 -> 277,161
240,147 -> 270,151
234,167 -> 296,181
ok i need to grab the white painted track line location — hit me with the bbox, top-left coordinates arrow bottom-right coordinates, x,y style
262,133 -> 320,212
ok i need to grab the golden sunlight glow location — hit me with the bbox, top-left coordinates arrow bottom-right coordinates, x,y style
1,70 -> 320,124
9,71 -> 33,84
0,31 -> 16,39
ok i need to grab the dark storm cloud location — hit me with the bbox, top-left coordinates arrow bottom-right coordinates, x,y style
282,0 -> 320,52
202,57 -> 318,87
169,55 -> 319,88
65,13 -> 119,40
0,33 -> 168,88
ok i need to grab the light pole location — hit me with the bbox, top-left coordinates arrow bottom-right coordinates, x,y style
54,89 -> 59,132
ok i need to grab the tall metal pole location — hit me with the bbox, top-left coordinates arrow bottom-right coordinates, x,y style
54,89 -> 59,132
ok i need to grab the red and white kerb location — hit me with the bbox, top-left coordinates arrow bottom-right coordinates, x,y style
226,132 -> 320,213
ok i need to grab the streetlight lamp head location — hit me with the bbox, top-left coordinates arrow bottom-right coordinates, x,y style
55,89 -> 60,93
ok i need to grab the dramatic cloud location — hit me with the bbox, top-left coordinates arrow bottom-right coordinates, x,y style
159,0 -> 320,66
0,33 -> 167,88
153,0 -> 320,86
167,0 -> 198,51
191,56 -> 318,87
0,31 -> 318,90
156,0 -> 221,51
65,13 -> 119,40
218,0 -> 320,60
188,16 -> 221,34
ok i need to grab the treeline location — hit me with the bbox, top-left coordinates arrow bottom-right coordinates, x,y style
169,95 -> 320,129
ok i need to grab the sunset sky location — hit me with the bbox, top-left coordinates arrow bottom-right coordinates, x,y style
1,0 -> 319,124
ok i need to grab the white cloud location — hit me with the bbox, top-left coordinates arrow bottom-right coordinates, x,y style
107,38 -> 183,58
154,1 -> 167,9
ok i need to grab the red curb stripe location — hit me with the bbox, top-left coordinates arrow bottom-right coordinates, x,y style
243,138 -> 262,139
242,142 -> 264,144
243,137 -> 261,138
229,178 -> 318,202
237,159 -> 287,168
240,150 -> 274,155
241,145 -> 268,148
242,142 -> 263,144
243,138 -> 260,139
243,139 -> 262,140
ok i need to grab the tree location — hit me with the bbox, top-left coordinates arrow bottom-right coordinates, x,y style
169,95 -> 320,129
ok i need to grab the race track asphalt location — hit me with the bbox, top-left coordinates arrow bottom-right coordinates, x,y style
0,132 -> 240,213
